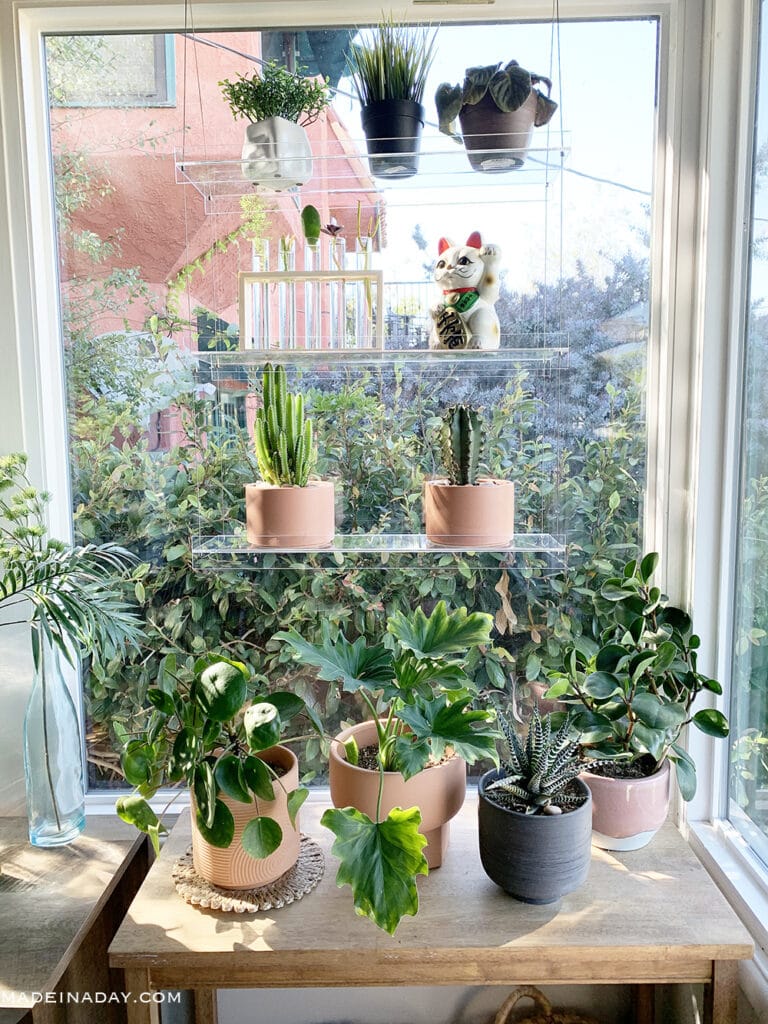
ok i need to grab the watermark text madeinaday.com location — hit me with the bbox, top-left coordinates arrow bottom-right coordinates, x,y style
1,991 -> 182,1007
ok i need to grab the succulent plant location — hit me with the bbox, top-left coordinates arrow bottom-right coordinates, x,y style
253,364 -> 317,487
486,704 -> 589,815
443,405 -> 484,485
219,61 -> 330,126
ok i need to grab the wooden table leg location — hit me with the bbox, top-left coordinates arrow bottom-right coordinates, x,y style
124,969 -> 160,1024
193,989 -> 218,1024
704,960 -> 739,1024
633,983 -> 655,1024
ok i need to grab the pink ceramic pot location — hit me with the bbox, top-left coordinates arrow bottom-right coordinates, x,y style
191,744 -> 301,889
581,759 -> 671,851
329,720 -> 467,869
245,480 -> 334,547
424,478 -> 515,547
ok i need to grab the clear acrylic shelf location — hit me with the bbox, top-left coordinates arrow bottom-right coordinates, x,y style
191,532 -> 566,572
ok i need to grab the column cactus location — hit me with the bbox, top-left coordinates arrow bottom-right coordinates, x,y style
254,363 -> 317,487
443,405 -> 484,485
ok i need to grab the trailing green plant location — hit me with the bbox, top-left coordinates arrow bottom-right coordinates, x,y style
442,404 -> 484,485
254,364 -> 317,487
219,60 -> 330,125
116,656 -> 321,854
486,703 -> 605,814
278,601 -> 499,933
347,16 -> 437,106
435,60 -> 557,140
545,553 -> 730,800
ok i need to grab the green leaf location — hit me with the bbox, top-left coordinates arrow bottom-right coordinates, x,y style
321,805 -> 428,934
543,677 -> 572,699
639,552 -> 659,582
193,760 -> 217,828
121,745 -> 153,787
571,709 -> 615,744
692,708 -> 730,738
241,816 -> 283,858
195,660 -> 249,722
630,722 -> 667,760
116,795 -> 166,855
670,743 -> 697,801
583,671 -> 622,701
146,688 -> 174,716
396,695 -> 497,767
387,602 -> 492,660
195,798 -> 235,849
171,727 -> 198,777
243,702 -> 282,751
632,693 -> 687,732
264,691 -> 306,721
392,736 -> 432,781
215,754 -> 252,803
243,754 -> 275,800
301,204 -> 322,245
286,786 -> 308,828
277,628 -> 394,693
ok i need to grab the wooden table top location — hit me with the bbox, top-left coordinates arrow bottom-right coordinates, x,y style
109,798 -> 753,989
0,816 -> 144,1009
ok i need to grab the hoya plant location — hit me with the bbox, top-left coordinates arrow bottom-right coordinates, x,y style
278,601 -> 499,933
545,553 -> 729,800
117,656 -> 321,855
435,60 -> 558,140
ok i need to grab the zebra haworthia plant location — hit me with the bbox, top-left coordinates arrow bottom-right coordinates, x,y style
486,704 -> 593,815
254,363 -> 317,487
443,404 -> 484,485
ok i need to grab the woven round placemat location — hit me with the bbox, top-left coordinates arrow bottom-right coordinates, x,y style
172,833 -> 324,913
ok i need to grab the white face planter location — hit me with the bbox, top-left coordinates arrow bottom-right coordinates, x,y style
241,116 -> 313,187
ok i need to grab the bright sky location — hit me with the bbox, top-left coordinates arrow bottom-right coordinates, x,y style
332,18 -> 658,293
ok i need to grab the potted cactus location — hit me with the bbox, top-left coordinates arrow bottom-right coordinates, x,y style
435,61 -> 557,173
478,704 -> 597,904
424,405 -> 515,547
245,363 -> 335,547
219,60 -> 330,187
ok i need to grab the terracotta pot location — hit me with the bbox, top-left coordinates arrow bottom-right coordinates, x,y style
478,770 -> 592,904
424,478 -> 515,547
245,480 -> 335,547
581,759 -> 671,851
191,744 -> 301,889
328,720 -> 466,869
458,90 -> 538,172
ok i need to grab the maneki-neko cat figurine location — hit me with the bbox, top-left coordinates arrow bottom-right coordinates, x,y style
429,231 -> 502,350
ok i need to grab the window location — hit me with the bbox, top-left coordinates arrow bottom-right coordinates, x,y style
46,34 -> 175,107
728,0 -> 768,872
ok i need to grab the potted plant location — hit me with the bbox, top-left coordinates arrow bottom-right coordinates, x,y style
0,453 -> 142,847
246,363 -> 335,547
347,16 -> 437,179
424,405 -> 515,547
278,601 -> 499,933
435,60 -> 558,173
478,704 -> 599,904
219,60 -> 330,187
117,656 -> 319,889
545,553 -> 730,850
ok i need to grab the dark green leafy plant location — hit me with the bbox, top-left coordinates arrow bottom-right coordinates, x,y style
116,656 -> 320,854
486,703 -> 604,814
278,601 -> 499,933
545,553 -> 729,800
435,60 -> 557,140
442,404 -> 484,485
219,61 -> 330,125
347,17 -> 437,106
254,364 -> 317,487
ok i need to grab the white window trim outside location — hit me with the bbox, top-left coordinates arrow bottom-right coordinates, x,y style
5,0 -> 767,973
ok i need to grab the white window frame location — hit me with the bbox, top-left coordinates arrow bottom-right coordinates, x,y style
6,0 -> 764,958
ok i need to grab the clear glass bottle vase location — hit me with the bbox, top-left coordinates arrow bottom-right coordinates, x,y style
23,637 -> 86,847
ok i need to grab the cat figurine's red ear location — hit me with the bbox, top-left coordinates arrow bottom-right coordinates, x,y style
438,237 -> 453,254
466,231 -> 482,248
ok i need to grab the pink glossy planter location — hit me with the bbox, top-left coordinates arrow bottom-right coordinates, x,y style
191,744 -> 301,889
329,720 -> 467,869
581,759 -> 671,851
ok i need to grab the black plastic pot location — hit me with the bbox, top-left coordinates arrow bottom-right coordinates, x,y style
478,769 -> 593,904
360,100 -> 425,179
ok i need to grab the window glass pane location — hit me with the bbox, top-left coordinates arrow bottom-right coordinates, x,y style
47,34 -> 173,107
729,2 -> 768,866
43,21 -> 656,790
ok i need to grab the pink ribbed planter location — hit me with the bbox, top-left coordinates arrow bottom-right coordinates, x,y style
424,478 -> 515,547
329,720 -> 467,869
191,745 -> 300,889
581,759 -> 671,851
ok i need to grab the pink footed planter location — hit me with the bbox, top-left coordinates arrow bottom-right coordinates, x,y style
191,744 -> 301,889
329,720 -> 467,869
581,759 -> 672,851
245,481 -> 335,548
